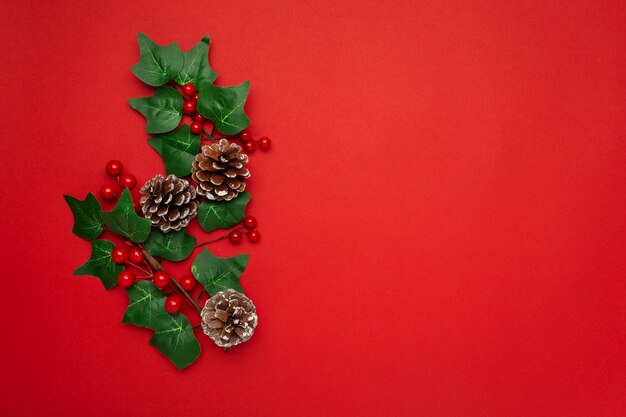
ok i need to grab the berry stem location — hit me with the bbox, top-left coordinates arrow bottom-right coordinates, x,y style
195,227 -> 244,247
201,129 -> 215,143
141,249 -> 202,313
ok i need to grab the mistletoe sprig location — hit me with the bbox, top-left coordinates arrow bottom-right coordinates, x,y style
64,33 -> 271,369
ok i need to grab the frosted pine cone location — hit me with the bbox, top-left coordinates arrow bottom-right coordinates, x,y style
191,139 -> 250,201
139,174 -> 199,232
200,289 -> 258,349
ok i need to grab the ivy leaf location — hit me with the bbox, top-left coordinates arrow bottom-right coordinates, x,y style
64,192 -> 103,240
197,191 -> 251,233
191,248 -> 249,295
144,228 -> 196,261
122,281 -> 201,370
128,87 -> 183,134
148,124 -> 201,177
101,188 -> 151,243
131,32 -> 184,87
197,81 -> 250,135
74,240 -> 124,290
174,35 -> 218,88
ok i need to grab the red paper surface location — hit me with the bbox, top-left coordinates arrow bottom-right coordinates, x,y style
2,1 -> 626,415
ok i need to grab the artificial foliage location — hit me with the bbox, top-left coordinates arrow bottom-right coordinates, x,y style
64,33 -> 271,369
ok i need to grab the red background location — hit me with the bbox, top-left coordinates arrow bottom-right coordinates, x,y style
2,0 -> 626,415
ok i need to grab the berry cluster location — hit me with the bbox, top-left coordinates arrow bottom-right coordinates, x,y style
99,160 -> 138,202
237,130 -> 272,154
227,215 -> 261,244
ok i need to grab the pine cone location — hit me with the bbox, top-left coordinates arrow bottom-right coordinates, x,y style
139,174 -> 199,233
201,289 -> 258,349
191,139 -> 250,201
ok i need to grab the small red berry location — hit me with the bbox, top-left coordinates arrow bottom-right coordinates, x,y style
128,248 -> 144,264
99,183 -> 118,202
244,140 -> 257,153
247,229 -> 261,243
183,100 -> 196,114
243,215 -> 257,229
258,137 -> 271,151
105,160 -> 123,177
193,112 -> 206,123
190,122 -> 203,135
165,294 -> 182,314
192,92 -> 199,101
180,275 -> 196,292
117,270 -> 136,289
182,83 -> 195,97
153,271 -> 170,289
119,173 -> 137,190
239,131 -> 251,142
111,246 -> 128,264
229,230 -> 243,244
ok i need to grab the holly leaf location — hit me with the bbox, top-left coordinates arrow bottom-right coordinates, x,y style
101,188 -> 151,243
74,239 -> 124,290
197,191 -> 251,233
191,248 -> 249,295
144,228 -> 196,261
122,281 -> 201,370
64,192 -> 103,240
174,35 -> 218,88
128,87 -> 183,134
197,81 -> 250,135
148,124 -> 201,177
131,32 -> 184,87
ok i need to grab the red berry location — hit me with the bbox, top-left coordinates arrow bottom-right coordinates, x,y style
99,183 -> 118,202
193,112 -> 206,123
128,248 -> 144,264
117,270 -> 136,289
190,122 -> 203,135
111,246 -> 128,264
243,215 -> 257,229
244,140 -> 257,153
229,230 -> 243,244
119,173 -> 137,190
182,83 -> 195,97
180,275 -> 196,292
239,131 -> 251,142
106,160 -> 123,177
247,229 -> 261,243
192,92 -> 199,101
165,294 -> 182,314
258,137 -> 271,151
183,100 -> 196,114
153,271 -> 170,289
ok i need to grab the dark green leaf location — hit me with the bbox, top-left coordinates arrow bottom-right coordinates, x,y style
197,191 -> 251,233
131,32 -> 184,87
74,240 -> 124,290
197,81 -> 250,135
148,124 -> 201,177
150,313 -> 200,370
144,228 -> 196,261
101,188 -> 152,243
128,87 -> 183,134
122,280 -> 165,329
174,35 -> 218,88
191,248 -> 249,295
64,193 -> 103,240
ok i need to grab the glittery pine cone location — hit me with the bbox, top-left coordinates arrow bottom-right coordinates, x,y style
191,139 -> 250,201
139,174 -> 199,233
200,289 -> 258,349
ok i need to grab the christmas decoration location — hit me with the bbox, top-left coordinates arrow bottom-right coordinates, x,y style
64,32 -> 271,369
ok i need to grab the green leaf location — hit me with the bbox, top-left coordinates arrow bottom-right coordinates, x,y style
197,81 -> 251,135
64,193 -> 103,240
144,228 -> 196,261
191,248 -> 249,295
197,191 -> 251,233
122,281 -> 201,370
128,87 -> 183,134
74,240 -> 124,290
101,188 -> 152,243
148,124 -> 201,177
131,32 -> 184,87
174,35 -> 218,88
